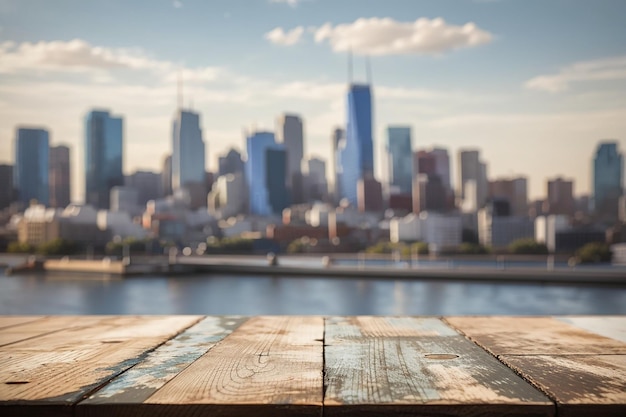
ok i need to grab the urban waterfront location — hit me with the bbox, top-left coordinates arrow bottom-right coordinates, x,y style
1,267 -> 625,316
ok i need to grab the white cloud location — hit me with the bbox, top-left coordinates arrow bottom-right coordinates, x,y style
269,0 -> 301,7
0,39 -> 172,74
525,56 -> 626,93
312,17 -> 492,56
264,26 -> 305,46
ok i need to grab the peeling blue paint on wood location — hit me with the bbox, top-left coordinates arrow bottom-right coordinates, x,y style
80,316 -> 247,405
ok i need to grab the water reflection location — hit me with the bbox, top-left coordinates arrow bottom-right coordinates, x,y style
1,271 -> 625,316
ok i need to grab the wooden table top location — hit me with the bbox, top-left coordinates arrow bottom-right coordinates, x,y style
0,315 -> 624,417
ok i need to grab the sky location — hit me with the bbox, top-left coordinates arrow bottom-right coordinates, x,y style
0,0 -> 625,203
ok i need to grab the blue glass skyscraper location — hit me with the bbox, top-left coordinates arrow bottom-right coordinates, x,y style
339,84 -> 374,205
246,131 -> 287,216
14,127 -> 49,205
172,110 -> 206,190
386,126 -> 413,194
593,142 -> 623,220
85,110 -> 123,209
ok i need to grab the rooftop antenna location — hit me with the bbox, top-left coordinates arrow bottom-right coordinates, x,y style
348,48 -> 353,85
365,55 -> 372,85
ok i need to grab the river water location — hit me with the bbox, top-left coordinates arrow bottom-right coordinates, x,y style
1,269 -> 625,316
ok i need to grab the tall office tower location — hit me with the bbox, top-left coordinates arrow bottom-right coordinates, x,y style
413,149 -> 453,213
593,142 -> 623,221
14,127 -> 49,206
488,177 -> 528,217
49,145 -> 71,208
331,127 -> 345,202
161,154 -> 172,197
85,110 -> 123,209
430,148 -> 451,191
547,177 -> 574,216
126,171 -> 162,207
172,109 -> 206,190
339,84 -> 374,206
218,148 -> 244,177
458,149 -> 488,209
303,157 -> 328,202
386,126 -> 412,194
0,164 -> 15,209
276,114 -> 304,204
245,131 -> 287,216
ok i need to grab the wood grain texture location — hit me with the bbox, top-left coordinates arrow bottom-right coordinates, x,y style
500,355 -> 626,417
445,316 -> 626,355
0,315 -> 201,415
0,316 -> 44,330
79,316 -> 247,410
0,315 -> 106,347
557,316 -> 626,343
144,316 -> 324,417
324,316 -> 553,417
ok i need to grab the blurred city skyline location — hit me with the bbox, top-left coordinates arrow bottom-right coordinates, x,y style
1,0 -> 625,202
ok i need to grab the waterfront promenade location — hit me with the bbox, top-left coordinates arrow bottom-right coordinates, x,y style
1,315 -> 624,416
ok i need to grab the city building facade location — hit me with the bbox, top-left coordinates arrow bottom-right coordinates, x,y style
14,127 -> 50,206
49,145 -> 71,208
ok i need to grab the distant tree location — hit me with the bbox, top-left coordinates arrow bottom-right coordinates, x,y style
508,239 -> 549,255
410,242 -> 429,255
576,242 -> 612,264
37,238 -> 79,256
7,241 -> 35,254
287,238 -> 306,254
458,242 -> 490,255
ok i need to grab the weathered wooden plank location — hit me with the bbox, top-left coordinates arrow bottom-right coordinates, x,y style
324,316 -> 553,417
0,316 -> 44,330
143,316 -> 324,417
445,316 -> 626,355
557,316 -> 626,343
0,315 -> 106,347
0,315 -> 201,417
500,355 -> 626,417
78,316 -> 247,409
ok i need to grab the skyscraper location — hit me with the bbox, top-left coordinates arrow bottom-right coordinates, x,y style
161,154 -> 172,197
49,145 -> 71,208
331,127 -> 345,203
85,110 -> 123,209
547,177 -> 574,216
14,127 -> 49,205
339,84 -> 374,206
488,177 -> 528,217
0,164 -> 15,209
593,142 -> 623,221
245,131 -> 287,216
172,109 -> 206,191
458,149 -> 488,210
386,126 -> 412,194
276,114 -> 304,203
218,148 -> 244,177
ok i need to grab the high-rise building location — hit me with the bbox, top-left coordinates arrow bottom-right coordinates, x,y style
547,177 -> 574,216
338,84 -> 374,206
49,145 -> 71,208
172,109 -> 206,191
246,131 -> 287,216
266,148 -> 289,215
85,110 -> 123,209
593,142 -> 623,221
218,148 -> 244,177
161,154 -> 172,197
14,127 -> 49,206
386,126 -> 412,194
331,127 -> 345,202
413,148 -> 454,213
276,114 -> 304,203
489,177 -> 528,217
430,148 -> 451,191
303,157 -> 328,202
458,149 -> 488,210
0,164 -> 15,209
126,171 -> 162,207
207,173 -> 246,219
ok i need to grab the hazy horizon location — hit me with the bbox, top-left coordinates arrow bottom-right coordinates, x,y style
1,0 -> 625,203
